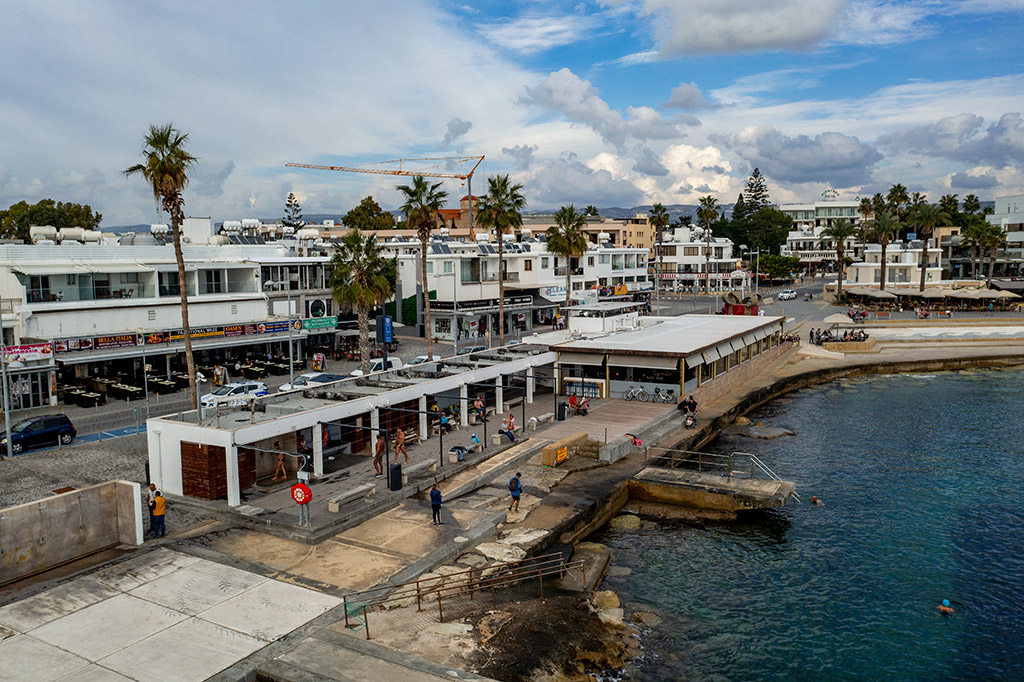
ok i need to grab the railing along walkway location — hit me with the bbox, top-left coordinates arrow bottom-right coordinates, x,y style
341,552 -> 585,639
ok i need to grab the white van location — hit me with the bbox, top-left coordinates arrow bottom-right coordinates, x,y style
350,357 -> 404,377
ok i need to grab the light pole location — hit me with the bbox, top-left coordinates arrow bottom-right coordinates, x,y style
433,271 -> 458,355
0,300 -> 10,461
264,279 -> 295,386
740,245 -> 760,296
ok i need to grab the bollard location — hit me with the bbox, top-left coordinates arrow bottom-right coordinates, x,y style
363,605 -> 369,640
437,593 -> 443,623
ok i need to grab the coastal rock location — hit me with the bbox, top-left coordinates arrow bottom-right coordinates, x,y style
597,607 -> 625,627
498,528 -> 549,546
475,542 -> 527,563
630,611 -> 662,627
434,565 -> 465,577
381,595 -> 417,610
478,611 -> 514,645
576,541 -> 610,553
591,590 -> 620,610
609,514 -> 641,530
734,416 -> 750,426
456,553 -> 488,568
417,572 -> 443,589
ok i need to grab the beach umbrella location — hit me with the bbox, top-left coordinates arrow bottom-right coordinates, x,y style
823,313 -> 852,325
972,290 -> 1002,299
994,290 -> 1020,299
846,287 -> 873,296
946,289 -> 978,298
919,288 -> 950,299
865,289 -> 897,299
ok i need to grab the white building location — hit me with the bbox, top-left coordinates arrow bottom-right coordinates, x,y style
652,226 -> 746,292
846,241 -> 942,286
987,193 -> 1024,261
778,200 -> 863,231
780,224 -> 863,269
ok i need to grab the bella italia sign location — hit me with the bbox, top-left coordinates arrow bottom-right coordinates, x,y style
302,316 -> 338,330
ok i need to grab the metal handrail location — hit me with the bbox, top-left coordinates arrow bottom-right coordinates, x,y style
734,451 -> 802,504
645,446 -> 800,504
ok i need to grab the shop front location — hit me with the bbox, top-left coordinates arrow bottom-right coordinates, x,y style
1,342 -> 57,409
431,295 -> 533,345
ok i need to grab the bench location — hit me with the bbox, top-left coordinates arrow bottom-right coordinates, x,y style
491,426 -> 523,445
537,412 -> 555,424
327,483 -> 376,513
503,396 -> 524,412
468,407 -> 495,425
431,420 -> 460,436
874,311 -> 891,319
402,459 -> 437,485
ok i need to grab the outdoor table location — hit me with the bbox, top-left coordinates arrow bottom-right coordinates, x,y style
79,392 -> 104,407
64,389 -> 85,406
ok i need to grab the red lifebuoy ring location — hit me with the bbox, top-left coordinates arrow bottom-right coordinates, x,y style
291,483 -> 312,505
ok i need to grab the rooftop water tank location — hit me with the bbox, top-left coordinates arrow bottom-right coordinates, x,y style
295,228 -> 320,240
82,230 -> 102,243
521,228 -> 532,238
282,226 -> 295,236
475,233 -> 490,242
209,235 -> 231,245
598,232 -> 611,242
151,223 -> 169,235
29,225 -> 58,242
241,218 -> 260,230
58,227 -> 85,242
222,220 -> 243,233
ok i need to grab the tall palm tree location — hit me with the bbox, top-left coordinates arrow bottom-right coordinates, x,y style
960,216 -> 984,279
397,176 -> 448,361
476,175 -> 526,346
820,218 -> 858,300
911,203 -> 950,292
648,203 -> 670,304
871,193 -> 887,218
329,229 -> 395,375
979,222 -> 1006,287
887,183 -> 910,219
546,205 -> 589,313
861,211 -> 899,291
696,196 -> 720,294
962,194 -> 981,215
124,124 -> 199,409
939,193 -> 959,214
858,197 -> 874,224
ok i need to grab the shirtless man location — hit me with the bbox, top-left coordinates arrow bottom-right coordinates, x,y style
373,434 -> 385,478
395,428 -> 408,464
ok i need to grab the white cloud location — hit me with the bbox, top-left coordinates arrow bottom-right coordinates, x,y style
501,144 -> 540,170
518,153 -> 645,207
442,118 -> 473,149
661,82 -> 721,110
877,112 -> 1024,167
477,12 -> 595,55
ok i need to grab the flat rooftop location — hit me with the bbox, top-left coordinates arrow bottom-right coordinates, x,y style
554,314 -> 783,357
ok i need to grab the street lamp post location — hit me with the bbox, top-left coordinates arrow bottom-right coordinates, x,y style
264,279 -> 295,386
434,272 -> 458,355
740,245 -> 761,297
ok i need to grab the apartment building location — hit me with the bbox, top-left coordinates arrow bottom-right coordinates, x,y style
846,241 -> 942,286
652,226 -> 746,292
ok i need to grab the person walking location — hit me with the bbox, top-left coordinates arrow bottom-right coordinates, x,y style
508,472 -> 523,512
430,484 -> 443,525
272,441 -> 286,481
395,428 -> 408,464
373,433 -> 386,478
151,491 -> 166,538
147,483 -> 158,535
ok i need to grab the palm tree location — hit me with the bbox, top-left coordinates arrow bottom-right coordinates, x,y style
546,206 -> 589,313
476,175 -> 526,346
871,193 -> 887,218
960,216 -> 984,279
939,194 -> 959,214
124,124 -> 199,409
648,203 -> 670,304
329,230 -> 395,375
696,196 -> 720,294
962,194 -> 981,215
861,211 -> 898,291
979,222 -> 1006,287
887,183 -> 910,219
397,176 -> 448,361
584,205 -> 599,218
911,203 -> 950,292
858,197 -> 874,224
820,218 -> 858,300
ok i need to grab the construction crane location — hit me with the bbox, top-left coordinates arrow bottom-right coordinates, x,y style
285,156 -> 485,230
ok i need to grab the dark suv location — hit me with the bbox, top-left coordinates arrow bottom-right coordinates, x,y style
2,415 -> 77,454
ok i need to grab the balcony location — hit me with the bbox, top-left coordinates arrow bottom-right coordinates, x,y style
28,285 -> 157,303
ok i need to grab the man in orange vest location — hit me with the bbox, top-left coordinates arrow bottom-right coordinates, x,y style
151,491 -> 166,538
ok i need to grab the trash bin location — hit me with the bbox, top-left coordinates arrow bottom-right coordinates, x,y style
389,462 -> 402,491
557,401 -> 568,421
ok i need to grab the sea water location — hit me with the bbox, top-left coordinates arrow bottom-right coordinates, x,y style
595,369 -> 1024,682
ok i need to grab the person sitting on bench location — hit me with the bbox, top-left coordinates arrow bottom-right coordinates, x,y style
500,414 -> 517,443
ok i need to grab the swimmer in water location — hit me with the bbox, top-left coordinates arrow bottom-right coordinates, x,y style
811,496 -> 825,506
938,599 -> 954,614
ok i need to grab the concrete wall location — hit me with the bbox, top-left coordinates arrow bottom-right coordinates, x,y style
0,480 -> 143,585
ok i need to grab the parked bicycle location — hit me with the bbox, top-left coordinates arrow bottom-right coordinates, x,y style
622,385 -> 649,402
652,387 -> 677,403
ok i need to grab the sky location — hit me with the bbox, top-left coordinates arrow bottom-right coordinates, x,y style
1,0 -> 1023,226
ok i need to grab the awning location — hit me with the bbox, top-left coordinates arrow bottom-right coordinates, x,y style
85,263 -> 154,273
558,351 -> 605,366
14,264 -> 87,275
752,327 -> 770,341
151,263 -> 197,272
701,347 -> 721,363
714,342 -> 733,358
741,334 -> 757,347
728,338 -> 745,352
608,354 -> 679,370
684,354 -> 703,369
528,293 -> 559,309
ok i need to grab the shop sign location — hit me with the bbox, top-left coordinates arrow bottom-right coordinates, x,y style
301,315 -> 338,330
258,320 -> 300,334
540,286 -> 567,298
54,338 -> 93,352
436,295 -> 533,312
224,323 -> 258,337
1,343 -> 55,362
95,334 -> 139,349
614,284 -> 628,295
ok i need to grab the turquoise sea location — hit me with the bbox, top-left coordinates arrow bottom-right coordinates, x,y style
595,370 -> 1024,682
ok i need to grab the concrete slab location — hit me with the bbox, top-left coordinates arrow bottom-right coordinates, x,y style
334,502 -> 487,560
0,634 -> 89,682
99,618 -> 264,682
90,548 -> 201,592
273,636 -> 462,682
31,593 -> 188,661
55,665 -> 135,682
129,559 -> 268,615
0,577 -> 120,632
198,579 -> 340,642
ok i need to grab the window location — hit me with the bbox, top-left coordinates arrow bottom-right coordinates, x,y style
684,247 -> 698,256
443,260 -> 453,274
541,257 -> 549,268
426,261 -> 434,275
599,255 -> 610,264
524,260 -> 533,271
66,274 -> 77,285
588,257 -> 595,267
120,272 -> 139,284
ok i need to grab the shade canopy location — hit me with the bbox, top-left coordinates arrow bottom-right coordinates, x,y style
823,313 -> 854,325
865,289 -> 897,299
919,288 -> 950,299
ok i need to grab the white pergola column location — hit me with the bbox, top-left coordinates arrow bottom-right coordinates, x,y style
459,384 -> 468,427
418,395 -> 428,442
526,366 -> 535,403
370,407 -> 380,436
495,376 -> 504,414
312,424 -> 324,477
226,443 -> 241,507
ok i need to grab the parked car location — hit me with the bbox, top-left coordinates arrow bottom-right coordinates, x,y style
458,345 -> 487,355
1,415 -> 76,454
403,354 -> 441,368
200,381 -> 269,408
350,357 -> 404,376
277,372 -> 345,392
777,289 -> 797,300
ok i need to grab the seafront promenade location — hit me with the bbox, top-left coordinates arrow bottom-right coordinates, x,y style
3,316 -> 1024,682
